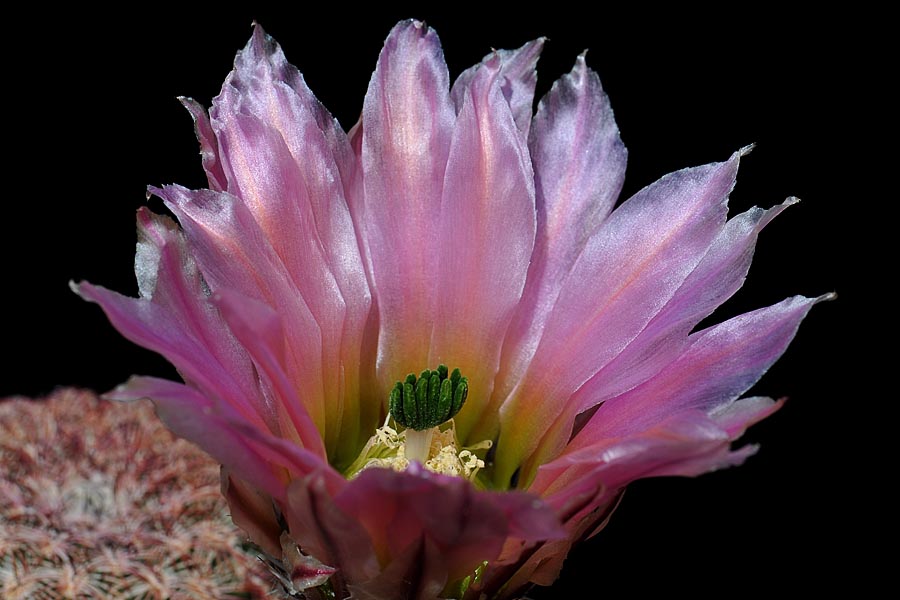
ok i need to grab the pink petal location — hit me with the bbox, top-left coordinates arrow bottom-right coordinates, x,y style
104,376 -> 287,499
152,185 -> 331,445
286,464 -> 563,593
474,493 -> 623,598
583,294 -> 828,438
79,210 -> 259,422
526,197 -> 798,471
213,288 -> 326,457
360,20 -> 455,392
496,151 -> 742,487
285,473 -> 381,592
571,198 -> 798,414
492,411 -> 755,597
179,97 -> 227,191
215,24 -> 359,211
494,408 -> 765,597
132,208 -> 264,420
221,468 -> 282,557
450,38 -> 545,138
200,110 -> 373,462
432,53 -> 537,443
345,538 -> 446,600
211,27 -> 377,461
106,376 -> 341,498
214,24 -> 370,339
74,243 -> 264,432
538,413 -> 755,500
490,54 -> 627,425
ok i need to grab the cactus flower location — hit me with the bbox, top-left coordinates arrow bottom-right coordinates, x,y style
75,20 -> 828,599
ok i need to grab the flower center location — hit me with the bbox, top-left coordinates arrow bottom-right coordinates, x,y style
345,365 -> 491,483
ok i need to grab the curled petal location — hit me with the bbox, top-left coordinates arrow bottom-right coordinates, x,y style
179,97 -> 227,191
538,412 -> 758,501
710,395 -> 785,438
285,473 -> 379,591
106,376 -> 342,495
72,281 -> 263,427
281,532 -> 339,591
450,38 -> 544,137
77,209 -> 266,426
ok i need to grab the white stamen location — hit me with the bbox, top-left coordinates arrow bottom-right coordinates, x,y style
348,419 -> 491,483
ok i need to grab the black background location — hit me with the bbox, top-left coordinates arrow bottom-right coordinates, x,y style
4,6 -> 871,597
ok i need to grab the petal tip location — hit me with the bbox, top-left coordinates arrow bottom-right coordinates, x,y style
68,279 -> 84,298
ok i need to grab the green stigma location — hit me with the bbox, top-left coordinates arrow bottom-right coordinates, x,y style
389,364 -> 468,431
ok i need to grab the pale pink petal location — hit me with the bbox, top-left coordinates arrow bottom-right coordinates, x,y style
360,20 -> 455,392
450,38 -> 544,138
569,198 -> 798,414
215,24 -> 357,198
432,53 -> 537,443
152,185 -> 330,445
490,55 -> 627,422
526,198 -> 798,470
583,294 -> 828,438
202,110 -> 372,461
709,395 -> 785,438
496,151 -> 742,486
208,110 -> 345,307
211,25 -> 377,460
214,25 -> 371,360
132,208 -> 265,419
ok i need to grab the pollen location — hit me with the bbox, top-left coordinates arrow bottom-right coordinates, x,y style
346,419 -> 491,482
